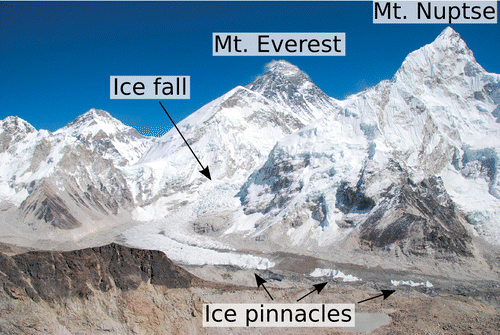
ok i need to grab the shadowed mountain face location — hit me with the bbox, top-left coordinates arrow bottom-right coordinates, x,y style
0,243 -> 200,303
358,175 -> 473,258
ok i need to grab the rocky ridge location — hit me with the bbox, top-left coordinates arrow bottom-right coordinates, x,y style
0,243 -> 201,303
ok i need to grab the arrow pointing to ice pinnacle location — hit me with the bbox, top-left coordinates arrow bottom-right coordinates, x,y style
296,282 -> 328,302
255,274 -> 274,301
357,290 -> 395,304
158,101 -> 211,180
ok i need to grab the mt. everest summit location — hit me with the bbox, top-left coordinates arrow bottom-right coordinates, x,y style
1,27 -> 499,271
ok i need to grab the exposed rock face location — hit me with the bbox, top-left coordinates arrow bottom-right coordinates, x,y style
358,175 -> 474,258
336,181 -> 376,215
0,243 -> 199,303
20,184 -> 81,229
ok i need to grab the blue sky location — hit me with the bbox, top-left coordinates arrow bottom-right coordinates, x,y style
1,1 -> 499,136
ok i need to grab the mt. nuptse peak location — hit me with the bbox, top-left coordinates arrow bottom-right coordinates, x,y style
0,28 -> 499,268
395,26 -> 487,89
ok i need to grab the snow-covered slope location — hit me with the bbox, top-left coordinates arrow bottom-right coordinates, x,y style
125,63 -> 341,207
0,116 -> 49,205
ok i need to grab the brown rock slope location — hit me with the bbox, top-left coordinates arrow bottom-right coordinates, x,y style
0,243 -> 201,303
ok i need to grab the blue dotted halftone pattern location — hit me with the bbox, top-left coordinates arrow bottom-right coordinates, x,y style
121,117 -> 172,138
135,125 -> 172,138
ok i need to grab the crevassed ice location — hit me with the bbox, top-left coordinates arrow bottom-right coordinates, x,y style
309,268 -> 361,282
391,279 -> 433,288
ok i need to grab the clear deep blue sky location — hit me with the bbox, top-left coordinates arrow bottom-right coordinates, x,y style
1,1 -> 499,136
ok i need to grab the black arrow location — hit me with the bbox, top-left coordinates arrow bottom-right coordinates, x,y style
296,282 -> 328,302
255,274 -> 274,301
158,101 -> 211,180
357,290 -> 395,304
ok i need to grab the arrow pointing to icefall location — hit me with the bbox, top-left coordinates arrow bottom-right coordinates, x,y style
159,101 -> 211,180
357,290 -> 395,304
296,282 -> 328,302
255,274 -> 274,301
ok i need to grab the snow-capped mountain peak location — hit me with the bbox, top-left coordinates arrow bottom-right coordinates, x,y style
246,60 -> 339,119
436,26 -> 462,42
1,116 -> 36,135
52,108 -> 152,166
433,26 -> 471,52
247,59 -> 314,94
264,59 -> 305,77
56,108 -> 133,138
395,26 -> 484,85
0,116 -> 40,164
